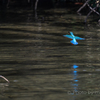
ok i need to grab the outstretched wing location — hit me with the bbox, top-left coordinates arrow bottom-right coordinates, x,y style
75,36 -> 85,40
63,35 -> 73,39
70,32 -> 74,37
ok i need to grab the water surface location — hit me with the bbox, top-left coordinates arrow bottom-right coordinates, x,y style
0,8 -> 100,100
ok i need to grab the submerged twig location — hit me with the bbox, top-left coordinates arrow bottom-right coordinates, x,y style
0,75 -> 9,83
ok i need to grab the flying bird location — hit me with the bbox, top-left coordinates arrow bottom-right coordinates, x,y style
63,32 -> 85,45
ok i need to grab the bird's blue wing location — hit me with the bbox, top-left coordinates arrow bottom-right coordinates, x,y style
70,32 -> 74,37
63,35 -> 73,39
75,36 -> 85,40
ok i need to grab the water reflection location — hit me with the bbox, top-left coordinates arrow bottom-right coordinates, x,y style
68,65 -> 79,100
72,65 -> 79,94
0,82 -> 9,96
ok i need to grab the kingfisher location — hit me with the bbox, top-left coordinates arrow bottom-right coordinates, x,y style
63,32 -> 85,45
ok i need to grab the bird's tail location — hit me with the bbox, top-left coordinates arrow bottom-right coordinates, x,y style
70,39 -> 78,45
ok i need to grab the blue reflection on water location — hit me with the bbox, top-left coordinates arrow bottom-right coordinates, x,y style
74,80 -> 78,82
73,70 -> 77,75
72,65 -> 78,69
71,65 -> 79,95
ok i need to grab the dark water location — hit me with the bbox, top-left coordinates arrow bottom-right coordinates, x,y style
0,8 -> 100,100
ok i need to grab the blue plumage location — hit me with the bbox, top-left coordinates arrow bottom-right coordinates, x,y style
70,39 -> 78,45
63,32 -> 85,45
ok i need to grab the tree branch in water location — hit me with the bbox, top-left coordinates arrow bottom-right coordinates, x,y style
0,75 -> 9,83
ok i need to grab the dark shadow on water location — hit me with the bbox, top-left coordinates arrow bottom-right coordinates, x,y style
50,21 -> 85,29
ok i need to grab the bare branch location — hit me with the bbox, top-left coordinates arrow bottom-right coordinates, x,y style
77,0 -> 90,13
0,75 -> 9,83
35,0 -> 39,10
87,3 -> 100,15
85,7 -> 96,22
